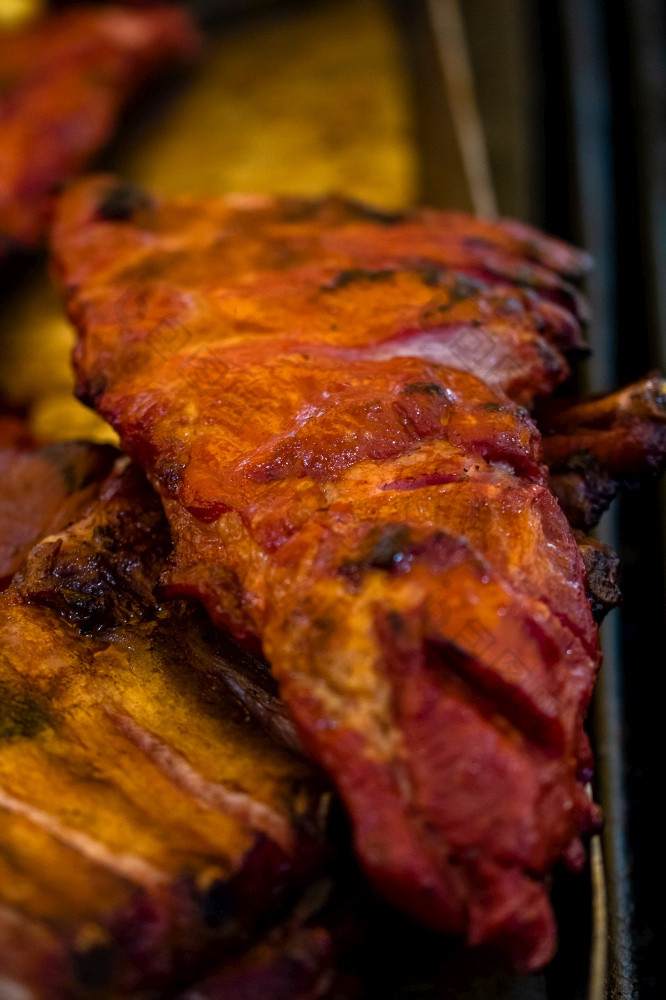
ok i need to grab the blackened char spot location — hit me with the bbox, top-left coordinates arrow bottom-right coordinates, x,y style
71,940 -> 113,990
40,441 -> 118,493
0,679 -> 52,742
322,265 -> 446,291
153,458 -> 185,499
97,182 -> 154,222
341,527 -> 466,582
76,373 -> 108,409
575,532 -> 622,622
402,382 -> 446,397
341,197 -> 408,226
321,268 -> 396,291
387,610 -> 407,636
196,875 -> 237,930
420,266 -> 445,287
449,275 -> 487,301
355,524 -> 411,571
548,466 -> 617,531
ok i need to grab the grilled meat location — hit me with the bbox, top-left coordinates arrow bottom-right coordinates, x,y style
55,181 -> 592,408
574,532 -> 622,622
540,373 -> 666,528
0,419 -> 117,587
0,5 -> 200,257
0,439 -> 335,998
48,178 -> 618,972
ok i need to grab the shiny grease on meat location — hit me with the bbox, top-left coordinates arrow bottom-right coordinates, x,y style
50,180 -> 614,971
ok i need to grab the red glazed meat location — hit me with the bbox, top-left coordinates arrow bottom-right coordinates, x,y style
0,5 -> 200,256
51,178 -> 605,971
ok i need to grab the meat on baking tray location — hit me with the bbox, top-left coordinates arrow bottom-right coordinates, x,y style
0,4 -> 200,259
49,177 -> 666,972
0,430 -> 352,999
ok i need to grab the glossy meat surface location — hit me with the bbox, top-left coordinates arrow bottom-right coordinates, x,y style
0,442 -> 332,998
0,5 -> 200,255
52,178 -> 602,971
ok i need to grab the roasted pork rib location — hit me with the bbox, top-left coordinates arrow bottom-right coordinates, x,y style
51,179 -> 631,971
540,372 -> 666,528
0,433 -> 342,998
0,5 -> 199,258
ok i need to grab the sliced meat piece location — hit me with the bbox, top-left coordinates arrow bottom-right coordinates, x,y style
0,454 -> 332,999
0,5 -> 200,256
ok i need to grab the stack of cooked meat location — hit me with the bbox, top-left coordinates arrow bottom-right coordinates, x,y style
1,5 -> 666,998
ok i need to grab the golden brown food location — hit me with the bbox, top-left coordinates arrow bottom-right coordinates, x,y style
0,437 -> 334,998
0,4 -> 200,257
50,178 -> 609,972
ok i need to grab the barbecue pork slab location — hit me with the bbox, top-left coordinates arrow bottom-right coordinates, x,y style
51,178 -> 608,972
0,438 -> 336,998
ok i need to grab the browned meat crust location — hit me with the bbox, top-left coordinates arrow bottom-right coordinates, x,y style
0,440 -> 336,998
0,419 -> 117,588
49,178 -> 611,971
574,532 -> 622,621
541,373 -> 666,528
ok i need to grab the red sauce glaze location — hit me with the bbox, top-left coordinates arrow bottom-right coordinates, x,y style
51,179 -> 601,971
